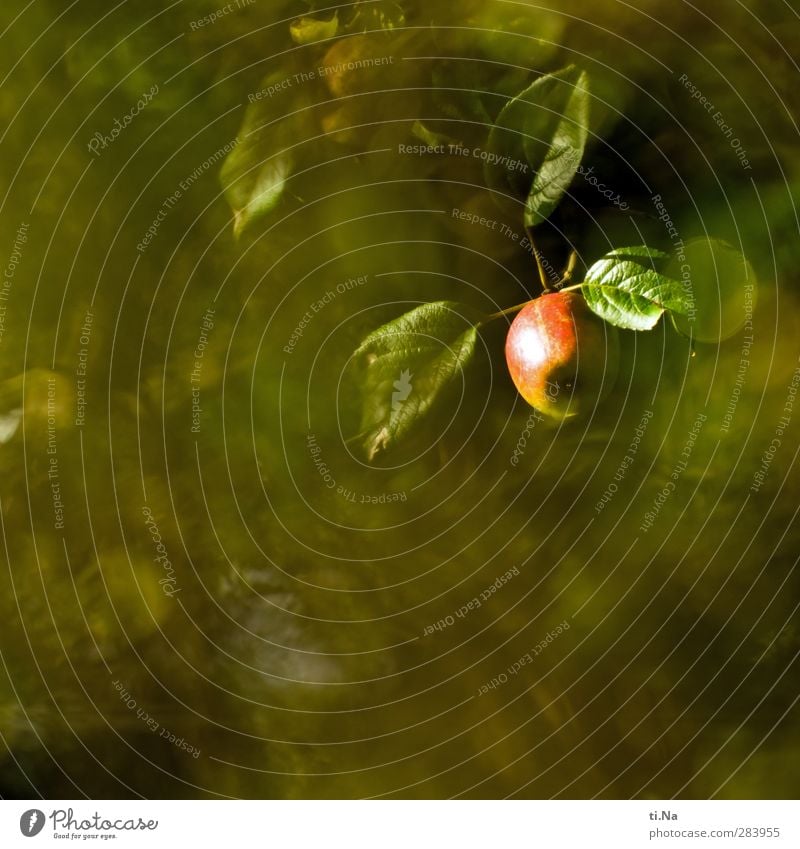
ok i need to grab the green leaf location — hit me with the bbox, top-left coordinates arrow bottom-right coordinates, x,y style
411,120 -> 453,148
581,246 -> 691,331
602,246 -> 669,261
524,69 -> 590,227
0,408 -> 21,444
485,66 -> 590,224
223,152 -> 292,239
219,77 -> 299,238
353,302 -> 481,461
290,13 -> 338,45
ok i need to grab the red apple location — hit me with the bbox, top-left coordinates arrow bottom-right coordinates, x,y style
505,291 -> 619,419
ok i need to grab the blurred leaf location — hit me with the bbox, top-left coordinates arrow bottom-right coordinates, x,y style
602,246 -> 670,261
219,75 -> 301,238
221,142 -> 292,239
353,302 -> 482,460
486,66 -> 590,224
581,246 -> 690,331
349,0 -> 405,31
411,120 -> 453,148
290,13 -> 338,45
0,408 -> 21,444
665,237 -> 756,343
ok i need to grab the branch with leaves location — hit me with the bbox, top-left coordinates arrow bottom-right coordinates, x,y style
344,64 -> 751,460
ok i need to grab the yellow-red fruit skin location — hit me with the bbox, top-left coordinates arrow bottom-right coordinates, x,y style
505,292 -> 619,419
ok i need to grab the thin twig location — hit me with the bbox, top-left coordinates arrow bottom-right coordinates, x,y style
524,224 -> 551,292
557,249 -> 578,286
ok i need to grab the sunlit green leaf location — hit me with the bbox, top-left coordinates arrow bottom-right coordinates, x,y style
582,246 -> 690,331
353,302 -> 482,460
290,13 -> 338,45
486,67 -> 590,225
219,78 -> 299,238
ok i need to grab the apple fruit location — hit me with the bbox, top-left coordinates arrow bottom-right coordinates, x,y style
505,291 -> 619,419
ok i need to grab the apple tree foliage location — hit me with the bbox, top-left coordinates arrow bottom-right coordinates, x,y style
222,54 -> 744,459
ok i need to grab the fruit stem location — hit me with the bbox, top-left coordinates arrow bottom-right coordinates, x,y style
558,249 -> 578,286
524,224 -> 552,293
479,300 -> 534,326
558,282 -> 585,295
